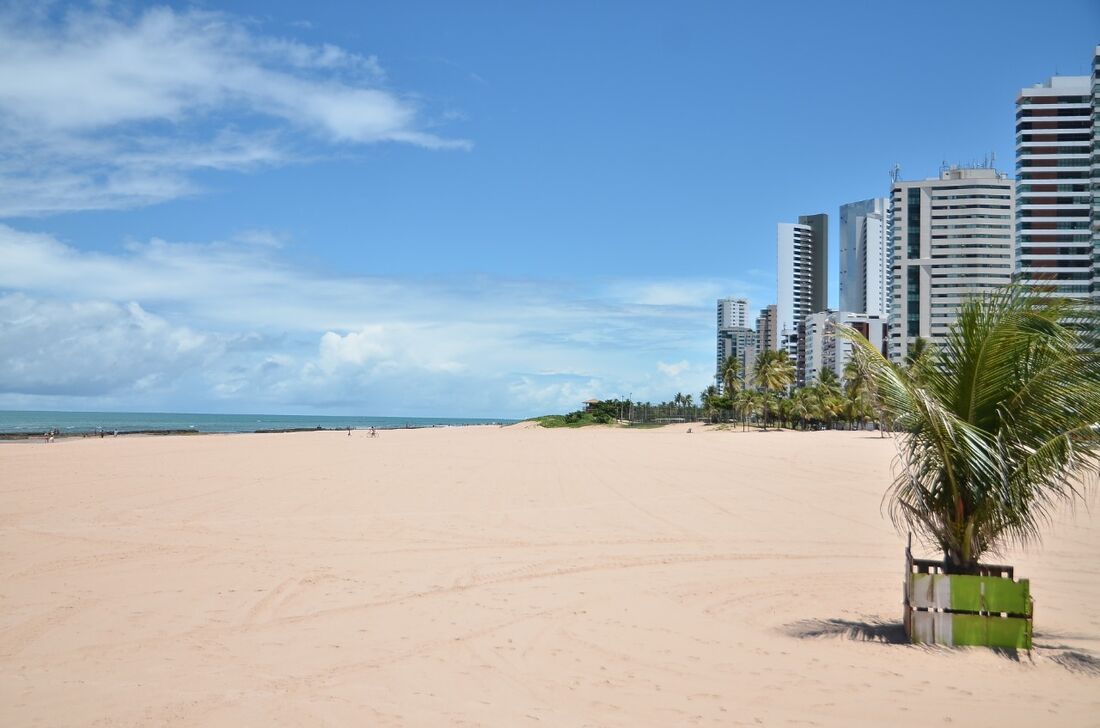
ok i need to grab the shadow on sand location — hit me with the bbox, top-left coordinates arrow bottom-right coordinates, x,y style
782,617 -> 907,644
783,617 -> 1027,661
1033,631 -> 1100,676
1048,650 -> 1100,676
783,619 -> 1100,675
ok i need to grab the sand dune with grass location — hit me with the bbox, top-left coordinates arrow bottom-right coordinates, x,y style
1,425 -> 1097,726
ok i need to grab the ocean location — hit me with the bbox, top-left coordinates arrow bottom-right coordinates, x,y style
0,410 -> 517,436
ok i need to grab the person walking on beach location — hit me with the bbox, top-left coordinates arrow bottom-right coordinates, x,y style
369,426 -> 376,438
347,427 -> 352,437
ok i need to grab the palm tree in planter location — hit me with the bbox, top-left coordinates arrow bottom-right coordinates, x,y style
840,287 -> 1100,648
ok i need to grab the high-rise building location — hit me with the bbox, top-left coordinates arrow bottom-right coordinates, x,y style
716,297 -> 749,330
803,311 -> 888,384
888,166 -> 1015,362
1092,45 -> 1100,302
716,297 -> 752,391
777,213 -> 828,377
1094,45 -> 1100,302
755,304 -> 778,353
716,327 -> 757,392
1015,74 -> 1093,300
839,197 -> 890,317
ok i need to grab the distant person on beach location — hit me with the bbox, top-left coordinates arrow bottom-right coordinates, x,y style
370,427 -> 377,438
347,427 -> 352,437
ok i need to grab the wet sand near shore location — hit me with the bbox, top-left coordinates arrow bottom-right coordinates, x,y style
1,425 -> 1097,726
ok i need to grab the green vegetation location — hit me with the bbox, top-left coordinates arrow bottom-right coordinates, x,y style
530,396 -> 698,428
531,399 -> 621,428
531,412 -> 611,428
842,287 -> 1100,574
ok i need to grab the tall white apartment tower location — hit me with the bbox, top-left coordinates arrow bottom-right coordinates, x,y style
1015,74 -> 1093,300
1094,46 -> 1100,301
716,297 -> 752,390
777,214 -> 828,377
716,297 -> 749,330
1093,46 -> 1100,301
888,166 -> 1015,362
803,311 -> 888,384
839,197 -> 890,317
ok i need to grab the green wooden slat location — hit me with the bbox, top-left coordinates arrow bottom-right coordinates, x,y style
947,575 -> 1031,615
949,613 -> 1032,649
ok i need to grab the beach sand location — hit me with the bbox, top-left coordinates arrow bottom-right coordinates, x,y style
1,425 -> 1097,726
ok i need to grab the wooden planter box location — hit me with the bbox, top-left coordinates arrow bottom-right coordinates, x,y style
903,546 -> 1033,649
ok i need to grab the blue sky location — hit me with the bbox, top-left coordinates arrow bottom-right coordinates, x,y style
1,1 -> 1097,417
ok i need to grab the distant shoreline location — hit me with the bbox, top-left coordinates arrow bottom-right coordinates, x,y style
0,422 -> 513,440
0,410 -> 519,439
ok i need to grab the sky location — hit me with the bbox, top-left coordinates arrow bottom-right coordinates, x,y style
1,1 -> 1097,418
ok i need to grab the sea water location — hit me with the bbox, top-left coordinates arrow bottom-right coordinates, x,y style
0,410 -> 516,435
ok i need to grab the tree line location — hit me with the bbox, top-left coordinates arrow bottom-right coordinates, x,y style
697,344 -> 933,432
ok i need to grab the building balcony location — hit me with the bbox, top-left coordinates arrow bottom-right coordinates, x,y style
1016,135 -> 1093,145
1017,156 -> 1091,163
1017,213 -> 1091,221
1016,202 -> 1090,210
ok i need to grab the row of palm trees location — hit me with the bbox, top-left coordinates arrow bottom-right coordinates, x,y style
701,348 -> 882,432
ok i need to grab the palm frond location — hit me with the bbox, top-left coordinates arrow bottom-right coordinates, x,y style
838,288 -> 1100,571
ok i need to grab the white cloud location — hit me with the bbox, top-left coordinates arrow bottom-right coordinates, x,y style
0,6 -> 467,216
608,280 -> 745,308
0,224 -> 750,416
231,229 -> 289,248
657,360 -> 690,377
0,293 -> 212,397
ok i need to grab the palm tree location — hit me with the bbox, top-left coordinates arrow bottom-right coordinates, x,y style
841,389 -> 868,430
787,388 -> 813,429
841,287 -> 1100,574
818,367 -> 841,390
843,357 -> 867,395
746,390 -> 764,431
700,385 -> 719,422
721,356 -> 742,395
843,358 -> 868,430
814,369 -> 843,429
753,349 -> 796,430
845,354 -> 891,435
903,336 -> 934,384
733,389 -> 753,431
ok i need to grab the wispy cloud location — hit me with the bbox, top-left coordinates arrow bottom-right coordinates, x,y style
0,5 -> 468,216
0,224 -> 758,415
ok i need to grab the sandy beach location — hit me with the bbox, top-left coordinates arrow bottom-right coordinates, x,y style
1,425 -> 1097,726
